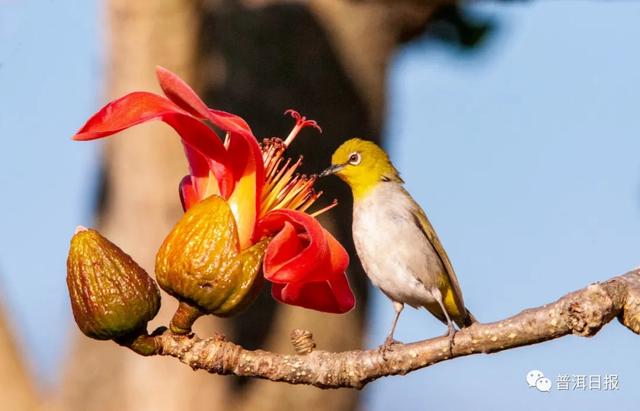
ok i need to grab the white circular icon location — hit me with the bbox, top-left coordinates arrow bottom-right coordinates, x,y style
536,377 -> 552,392
526,370 -> 545,387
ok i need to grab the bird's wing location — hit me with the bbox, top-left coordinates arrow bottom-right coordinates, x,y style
408,198 -> 468,324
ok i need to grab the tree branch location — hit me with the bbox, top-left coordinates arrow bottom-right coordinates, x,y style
136,268 -> 640,389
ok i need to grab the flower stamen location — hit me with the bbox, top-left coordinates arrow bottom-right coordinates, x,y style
283,109 -> 322,147
260,137 -> 336,218
309,199 -> 338,218
259,114 -> 336,218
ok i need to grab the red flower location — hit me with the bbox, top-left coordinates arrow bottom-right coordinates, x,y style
73,67 -> 355,313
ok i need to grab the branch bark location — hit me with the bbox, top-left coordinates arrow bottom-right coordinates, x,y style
132,268 -> 640,389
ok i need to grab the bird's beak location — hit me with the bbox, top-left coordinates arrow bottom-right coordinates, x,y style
319,164 -> 345,177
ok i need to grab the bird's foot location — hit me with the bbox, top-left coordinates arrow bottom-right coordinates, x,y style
442,327 -> 456,357
379,336 -> 402,360
384,335 -> 403,347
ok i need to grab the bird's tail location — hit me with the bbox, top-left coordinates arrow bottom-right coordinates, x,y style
460,308 -> 477,328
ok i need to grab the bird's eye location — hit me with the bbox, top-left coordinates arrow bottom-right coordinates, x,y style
348,152 -> 361,165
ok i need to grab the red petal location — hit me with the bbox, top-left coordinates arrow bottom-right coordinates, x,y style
73,91 -> 183,139
325,273 -> 356,312
206,112 -> 264,209
271,275 -> 355,314
257,209 -> 353,312
322,227 -> 350,276
73,91 -> 234,198
225,128 -> 266,247
163,114 -> 234,198
257,210 -> 329,283
179,175 -> 199,210
156,66 -> 253,138
207,109 -> 253,138
181,144 -> 213,200
208,111 -> 264,235
156,66 -> 212,119
260,222 -> 304,272
156,66 -> 264,219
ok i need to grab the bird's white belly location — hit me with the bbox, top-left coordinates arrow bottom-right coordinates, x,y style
352,186 -> 442,308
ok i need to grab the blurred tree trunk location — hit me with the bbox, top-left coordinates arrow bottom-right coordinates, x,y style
0,300 -> 38,411
56,0 -> 439,410
309,0 -> 440,127
56,1 -> 232,410
199,2 -> 439,411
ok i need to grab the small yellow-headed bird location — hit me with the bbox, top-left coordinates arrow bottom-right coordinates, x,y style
321,138 -> 476,347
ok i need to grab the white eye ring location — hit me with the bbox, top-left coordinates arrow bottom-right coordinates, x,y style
348,152 -> 361,165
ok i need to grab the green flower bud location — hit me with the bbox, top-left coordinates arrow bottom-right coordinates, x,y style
66,227 -> 161,340
155,195 -> 267,333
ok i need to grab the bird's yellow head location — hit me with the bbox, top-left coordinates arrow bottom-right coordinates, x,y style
320,138 -> 402,199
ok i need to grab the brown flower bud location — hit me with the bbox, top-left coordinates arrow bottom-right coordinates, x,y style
66,227 -> 161,340
156,195 -> 267,332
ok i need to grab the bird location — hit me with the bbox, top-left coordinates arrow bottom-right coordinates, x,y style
320,138 -> 476,349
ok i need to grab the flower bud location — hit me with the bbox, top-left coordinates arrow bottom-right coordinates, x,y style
66,227 -> 161,340
156,195 -> 267,332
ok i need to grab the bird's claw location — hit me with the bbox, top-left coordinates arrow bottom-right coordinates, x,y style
443,327 -> 456,357
384,336 -> 403,347
379,336 -> 402,360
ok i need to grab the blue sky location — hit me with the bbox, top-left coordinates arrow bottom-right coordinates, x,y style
1,1 -> 639,409
367,2 -> 640,410
0,0 -> 101,382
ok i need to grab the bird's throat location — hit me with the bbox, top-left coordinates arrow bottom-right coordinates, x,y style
349,178 -> 380,201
